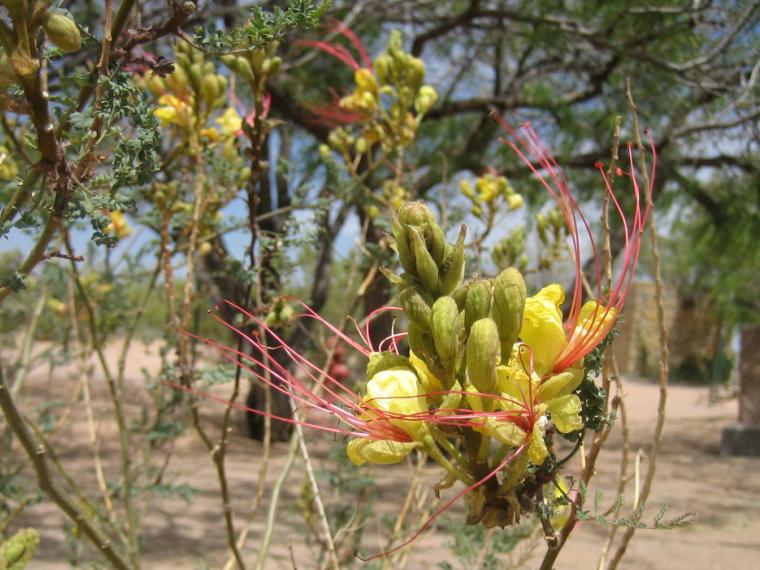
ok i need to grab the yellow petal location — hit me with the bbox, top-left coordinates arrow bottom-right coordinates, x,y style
537,370 -> 582,402
496,365 -> 533,409
484,418 -> 526,448
365,368 -> 428,439
410,350 -> 443,393
547,394 -> 583,434
216,107 -> 242,137
575,301 -> 617,342
528,424 -> 548,465
520,284 -> 568,375
346,438 -> 419,465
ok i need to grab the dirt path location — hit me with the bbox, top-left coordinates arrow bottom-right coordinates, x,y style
6,344 -> 758,569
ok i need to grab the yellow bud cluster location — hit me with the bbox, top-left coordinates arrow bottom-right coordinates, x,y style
220,39 -> 280,90
326,29 -> 439,158
460,171 -> 524,219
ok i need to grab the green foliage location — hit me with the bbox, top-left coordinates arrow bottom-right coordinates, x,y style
193,0 -> 331,51
437,518 -> 534,570
574,481 -> 696,531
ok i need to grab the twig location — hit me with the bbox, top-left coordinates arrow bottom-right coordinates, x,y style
254,434 -> 300,570
605,80 -> 670,570
0,365 -> 130,570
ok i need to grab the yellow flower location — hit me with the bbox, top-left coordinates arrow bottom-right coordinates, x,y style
0,145 -> 17,180
347,439 -> 421,466
154,95 -> 193,129
105,211 -> 131,239
364,367 -> 430,440
519,284 -> 567,376
216,107 -> 242,138
482,363 -> 583,466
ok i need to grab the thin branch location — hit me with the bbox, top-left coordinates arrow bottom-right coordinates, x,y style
0,365 -> 131,570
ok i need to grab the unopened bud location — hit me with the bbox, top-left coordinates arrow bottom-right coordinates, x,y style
466,318 -> 500,395
439,225 -> 466,295
366,352 -> 411,379
507,193 -> 524,211
465,280 -> 492,334
409,226 -> 439,295
407,323 -> 437,368
42,12 -> 82,53
400,286 -> 432,330
430,296 -> 459,367
374,53 -> 391,84
492,268 -> 526,360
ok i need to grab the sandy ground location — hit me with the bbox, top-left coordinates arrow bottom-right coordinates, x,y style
4,341 -> 759,569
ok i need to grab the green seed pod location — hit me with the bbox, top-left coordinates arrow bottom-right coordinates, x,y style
466,318 -> 500,395
430,296 -> 459,366
465,280 -> 492,335
42,12 -> 82,53
408,227 -> 439,295
400,287 -> 432,331
439,225 -> 466,295
202,61 -> 215,75
492,268 -> 526,360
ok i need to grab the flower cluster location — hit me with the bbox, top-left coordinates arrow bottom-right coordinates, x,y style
304,24 -> 438,156
191,123 -> 652,554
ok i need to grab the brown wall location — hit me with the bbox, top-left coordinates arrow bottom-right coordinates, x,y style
613,281 -> 720,378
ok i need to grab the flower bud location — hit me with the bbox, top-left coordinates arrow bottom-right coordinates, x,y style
234,56 -> 255,82
189,63 -> 203,92
466,318 -> 500,395
42,12 -> 82,53
166,65 -> 189,93
409,226 -> 439,295
492,268 -> 526,360
374,53 -> 392,84
397,201 -> 434,228
1,528 -> 39,570
414,84 -> 437,115
201,74 -> 219,105
507,193 -> 524,211
175,52 -> 192,70
430,296 -> 459,367
366,352 -> 410,379
465,279 -> 492,335
407,323 -> 437,368
400,286 -> 432,331
439,225 -> 466,295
